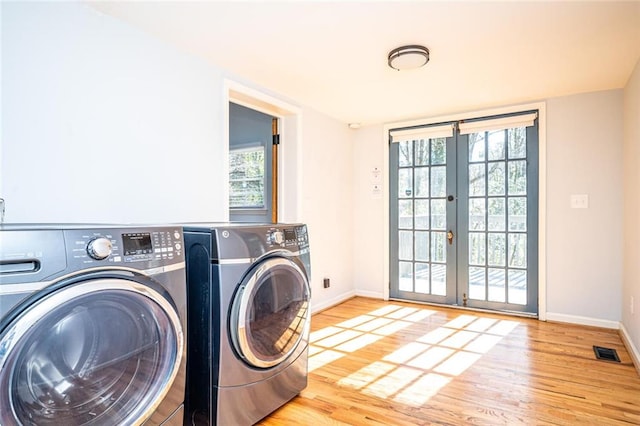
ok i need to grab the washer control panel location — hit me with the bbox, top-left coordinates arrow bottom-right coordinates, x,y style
66,226 -> 184,267
265,225 -> 308,249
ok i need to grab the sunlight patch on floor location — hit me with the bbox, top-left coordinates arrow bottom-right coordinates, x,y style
406,346 -> 455,370
362,365 -> 423,400
383,342 -> 430,364
335,332 -> 384,353
433,351 -> 482,376
385,306 -> 420,319
314,329 -> 362,348
465,333 -> 504,353
310,326 -> 343,343
337,361 -> 396,389
308,305 -> 437,372
393,373 -> 452,406
486,319 -> 520,336
446,314 -> 478,329
352,317 -> 394,332
308,303 -> 522,406
440,330 -> 479,349
464,317 -> 498,332
417,326 -> 456,344
308,349 -> 343,371
335,314 -> 376,329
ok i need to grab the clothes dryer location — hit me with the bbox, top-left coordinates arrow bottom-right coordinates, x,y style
183,224 -> 311,426
0,224 -> 187,425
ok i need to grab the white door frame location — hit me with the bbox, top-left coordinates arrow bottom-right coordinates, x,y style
223,80 -> 303,223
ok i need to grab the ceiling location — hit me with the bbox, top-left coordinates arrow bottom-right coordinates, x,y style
90,1 -> 640,126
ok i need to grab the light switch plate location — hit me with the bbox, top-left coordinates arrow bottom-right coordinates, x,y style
371,167 -> 382,184
570,194 -> 589,209
372,184 -> 382,199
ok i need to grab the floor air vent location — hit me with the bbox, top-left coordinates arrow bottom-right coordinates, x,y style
593,346 -> 621,362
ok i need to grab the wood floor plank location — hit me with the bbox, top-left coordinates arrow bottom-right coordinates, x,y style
259,297 -> 640,425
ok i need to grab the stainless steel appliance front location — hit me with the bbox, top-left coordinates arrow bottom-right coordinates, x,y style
184,223 -> 311,425
0,224 -> 187,425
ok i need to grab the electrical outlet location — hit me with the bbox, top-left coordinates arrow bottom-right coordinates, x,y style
323,278 -> 330,289
570,194 -> 589,209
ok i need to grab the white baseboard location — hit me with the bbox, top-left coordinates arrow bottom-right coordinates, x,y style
545,312 -> 619,329
355,289 -> 385,299
310,290 -> 356,314
620,322 -> 640,376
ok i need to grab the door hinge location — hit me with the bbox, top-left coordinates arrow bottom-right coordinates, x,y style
272,134 -> 280,145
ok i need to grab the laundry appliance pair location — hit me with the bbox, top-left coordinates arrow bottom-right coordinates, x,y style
0,222 -> 311,426
183,223 -> 312,426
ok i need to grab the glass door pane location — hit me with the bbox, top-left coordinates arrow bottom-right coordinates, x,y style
390,135 -> 456,304
458,122 -> 538,314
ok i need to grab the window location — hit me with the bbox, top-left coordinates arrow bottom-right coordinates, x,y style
229,145 -> 265,208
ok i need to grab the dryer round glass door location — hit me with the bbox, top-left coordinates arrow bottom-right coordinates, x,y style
0,279 -> 184,426
231,256 -> 311,369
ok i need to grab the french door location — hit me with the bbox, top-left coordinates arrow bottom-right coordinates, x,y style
389,112 -> 538,315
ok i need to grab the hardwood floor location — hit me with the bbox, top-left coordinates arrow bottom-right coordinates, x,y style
260,297 -> 640,425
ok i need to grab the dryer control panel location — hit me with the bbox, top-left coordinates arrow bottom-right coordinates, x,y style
193,223 -> 309,261
266,226 -> 308,250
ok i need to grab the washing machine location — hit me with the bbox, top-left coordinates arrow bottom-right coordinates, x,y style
183,223 -> 311,426
0,224 -> 187,425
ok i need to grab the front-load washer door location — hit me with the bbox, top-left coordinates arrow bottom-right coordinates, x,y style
230,256 -> 311,369
0,278 -> 184,426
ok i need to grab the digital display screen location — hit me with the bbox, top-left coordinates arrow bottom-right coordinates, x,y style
122,233 -> 153,256
284,229 -> 296,241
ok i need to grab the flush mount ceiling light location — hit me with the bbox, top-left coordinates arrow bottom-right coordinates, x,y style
388,45 -> 430,71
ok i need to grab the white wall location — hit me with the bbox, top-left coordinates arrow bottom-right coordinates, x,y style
300,109 -> 355,312
622,59 -> 640,363
353,90 -> 625,326
2,2 -> 226,223
353,124 -> 386,298
1,2 -> 355,313
546,90 -> 623,326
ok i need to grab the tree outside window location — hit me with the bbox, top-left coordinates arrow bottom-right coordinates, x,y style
229,146 -> 265,208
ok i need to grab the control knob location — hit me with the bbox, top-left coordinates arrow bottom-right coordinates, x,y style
87,237 -> 113,260
269,230 -> 285,245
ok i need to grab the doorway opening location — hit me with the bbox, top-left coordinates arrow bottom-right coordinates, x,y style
224,80 -> 302,224
229,103 -> 278,223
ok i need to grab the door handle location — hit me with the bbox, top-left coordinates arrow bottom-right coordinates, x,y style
447,230 -> 454,245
